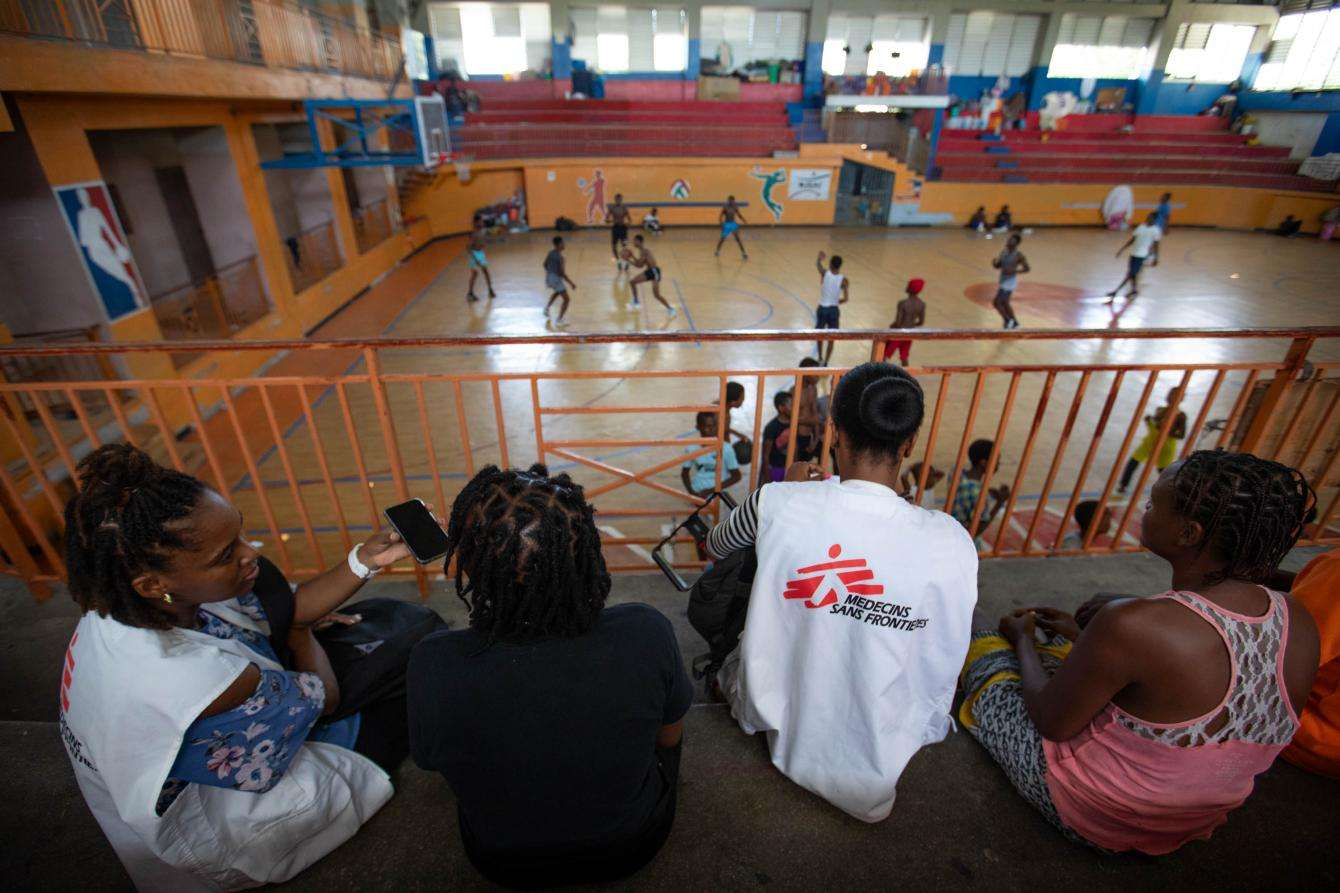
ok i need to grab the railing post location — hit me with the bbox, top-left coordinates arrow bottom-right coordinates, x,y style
1238,336 -> 1314,455
363,346 -> 425,594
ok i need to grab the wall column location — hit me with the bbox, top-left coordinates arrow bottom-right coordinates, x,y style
803,0 -> 830,101
928,10 -> 951,68
686,3 -> 702,89
1028,13 -> 1064,110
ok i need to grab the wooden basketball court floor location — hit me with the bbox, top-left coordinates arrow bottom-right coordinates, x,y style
217,225 -> 1340,573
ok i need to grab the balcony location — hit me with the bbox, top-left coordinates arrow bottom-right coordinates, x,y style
0,0 -> 402,97
352,198 -> 393,254
149,255 -> 272,363
284,218 -> 342,292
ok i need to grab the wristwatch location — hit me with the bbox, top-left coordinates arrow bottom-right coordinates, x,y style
347,543 -> 380,580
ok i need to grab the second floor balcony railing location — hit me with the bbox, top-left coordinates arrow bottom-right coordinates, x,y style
0,0 -> 401,81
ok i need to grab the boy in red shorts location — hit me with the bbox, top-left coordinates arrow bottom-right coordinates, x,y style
882,278 -> 926,366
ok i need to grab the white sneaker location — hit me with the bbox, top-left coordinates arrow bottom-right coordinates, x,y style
554,318 -> 570,328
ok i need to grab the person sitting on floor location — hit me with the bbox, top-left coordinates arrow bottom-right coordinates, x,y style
409,465 -> 692,887
760,389 -> 796,486
967,206 -> 988,232
59,444 -> 432,890
950,438 -> 1011,542
992,205 -> 1013,232
960,451 -> 1319,855
1275,215 -> 1303,238
1060,499 -> 1112,551
682,410 -> 742,498
1275,547 -> 1340,778
706,362 -> 978,822
643,207 -> 663,234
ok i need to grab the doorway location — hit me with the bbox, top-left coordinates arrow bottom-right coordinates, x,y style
835,161 -> 894,226
154,165 -> 216,284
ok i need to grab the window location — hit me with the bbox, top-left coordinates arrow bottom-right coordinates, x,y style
427,3 -> 551,76
1047,14 -> 1156,79
1165,22 -> 1256,82
1254,9 -> 1340,91
571,6 -> 687,73
700,7 -> 806,67
867,15 -> 929,77
944,12 -> 1041,77
824,13 -> 872,76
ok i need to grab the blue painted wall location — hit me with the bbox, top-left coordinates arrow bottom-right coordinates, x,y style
1313,114 -> 1340,155
802,41 -> 824,100
1149,81 -> 1228,115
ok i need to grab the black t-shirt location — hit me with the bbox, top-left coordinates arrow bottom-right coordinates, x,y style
408,602 -> 693,855
763,416 -> 788,470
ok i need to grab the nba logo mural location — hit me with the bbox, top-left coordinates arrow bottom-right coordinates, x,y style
783,544 -> 884,609
54,181 -> 146,321
669,178 -> 690,200
577,169 -> 608,224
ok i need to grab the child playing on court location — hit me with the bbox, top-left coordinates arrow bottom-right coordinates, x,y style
606,193 -> 632,270
882,278 -> 926,367
1060,499 -> 1113,550
1117,388 -> 1186,495
543,236 -> 577,328
466,216 -> 496,302
991,234 -> 1028,330
681,411 -> 741,498
643,207 -> 662,234
951,438 -> 1011,541
1107,212 -> 1162,302
814,251 -> 849,365
624,234 -> 678,317
715,196 -> 748,259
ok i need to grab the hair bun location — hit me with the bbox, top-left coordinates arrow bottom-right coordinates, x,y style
858,376 -> 921,440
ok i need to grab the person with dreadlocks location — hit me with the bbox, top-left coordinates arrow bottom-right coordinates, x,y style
960,451 -> 1320,854
57,444 -> 433,890
408,464 -> 692,887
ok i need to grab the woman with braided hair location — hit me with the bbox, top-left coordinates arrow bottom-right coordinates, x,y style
59,444 -> 434,890
960,450 -> 1320,854
408,464 -> 692,887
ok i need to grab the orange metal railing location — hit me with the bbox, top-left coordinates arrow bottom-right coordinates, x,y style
0,0 -> 401,81
150,255 -> 272,349
0,328 -> 1336,599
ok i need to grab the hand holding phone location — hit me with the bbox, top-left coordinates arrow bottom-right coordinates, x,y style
383,498 -> 450,564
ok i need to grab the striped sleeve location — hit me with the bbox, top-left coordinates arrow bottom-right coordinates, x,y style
706,486 -> 763,559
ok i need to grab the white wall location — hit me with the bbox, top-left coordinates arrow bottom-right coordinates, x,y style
255,123 -> 340,237
0,105 -> 105,335
1249,111 -> 1330,161
177,128 -> 259,271
88,130 -> 192,298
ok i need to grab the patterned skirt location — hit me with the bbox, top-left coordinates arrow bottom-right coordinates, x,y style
958,630 -> 1086,843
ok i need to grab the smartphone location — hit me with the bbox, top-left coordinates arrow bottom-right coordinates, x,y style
383,498 -> 450,564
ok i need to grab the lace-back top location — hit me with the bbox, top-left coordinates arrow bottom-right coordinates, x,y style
1042,587 -> 1301,855
1113,588 -> 1298,748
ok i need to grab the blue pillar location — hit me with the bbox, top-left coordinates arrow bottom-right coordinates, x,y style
1135,69 -> 1163,115
803,41 -> 825,101
1027,66 -> 1050,110
552,38 -> 572,80
1240,52 -> 1264,89
927,108 -> 945,177
687,37 -> 701,80
928,43 -> 944,67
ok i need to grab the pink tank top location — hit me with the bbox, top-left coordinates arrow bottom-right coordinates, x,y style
1043,588 -> 1299,855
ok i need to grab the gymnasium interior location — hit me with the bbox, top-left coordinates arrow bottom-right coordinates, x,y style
1,0 -> 1338,889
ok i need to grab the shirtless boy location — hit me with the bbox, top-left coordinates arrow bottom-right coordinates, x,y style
624,234 -> 677,318
882,278 -> 926,367
606,193 -> 633,270
465,216 -> 496,302
715,196 -> 748,259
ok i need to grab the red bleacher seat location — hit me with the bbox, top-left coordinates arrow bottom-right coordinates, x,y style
454,98 -> 798,159
935,115 -> 1334,194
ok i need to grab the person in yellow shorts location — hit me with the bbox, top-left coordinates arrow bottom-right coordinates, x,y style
1281,547 -> 1340,777
1118,388 -> 1186,495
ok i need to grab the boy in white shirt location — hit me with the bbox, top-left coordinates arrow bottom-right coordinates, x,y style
814,251 -> 849,365
1107,212 -> 1162,302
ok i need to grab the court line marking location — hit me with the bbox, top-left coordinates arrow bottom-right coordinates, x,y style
671,279 -> 701,346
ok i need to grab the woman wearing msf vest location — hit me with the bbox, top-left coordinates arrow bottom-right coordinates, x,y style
705,363 -> 979,821
59,444 -> 430,890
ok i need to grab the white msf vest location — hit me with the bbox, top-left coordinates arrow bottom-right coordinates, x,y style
723,478 -> 978,821
60,605 -> 393,891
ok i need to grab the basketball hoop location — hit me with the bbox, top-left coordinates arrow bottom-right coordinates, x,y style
453,157 -> 473,183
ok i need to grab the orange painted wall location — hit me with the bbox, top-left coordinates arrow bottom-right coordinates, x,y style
403,167 -> 526,236
13,93 -> 430,398
520,158 -> 840,227
920,182 -> 1340,231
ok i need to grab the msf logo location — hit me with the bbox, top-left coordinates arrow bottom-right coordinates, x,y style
783,545 -> 884,609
